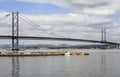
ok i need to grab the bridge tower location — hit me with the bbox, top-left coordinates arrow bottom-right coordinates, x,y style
12,12 -> 19,51
101,28 -> 107,49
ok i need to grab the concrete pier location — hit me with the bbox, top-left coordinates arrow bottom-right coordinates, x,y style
0,51 -> 89,57
70,52 -> 89,56
0,52 -> 65,57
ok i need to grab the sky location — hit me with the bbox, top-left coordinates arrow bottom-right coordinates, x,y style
0,0 -> 120,44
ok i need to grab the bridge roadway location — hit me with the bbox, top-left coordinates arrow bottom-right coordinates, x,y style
0,35 -> 119,45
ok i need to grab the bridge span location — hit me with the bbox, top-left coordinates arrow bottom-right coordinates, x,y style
0,35 -> 119,45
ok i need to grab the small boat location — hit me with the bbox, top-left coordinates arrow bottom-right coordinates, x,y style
65,51 -> 70,56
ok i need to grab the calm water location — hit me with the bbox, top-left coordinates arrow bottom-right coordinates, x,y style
0,49 -> 120,77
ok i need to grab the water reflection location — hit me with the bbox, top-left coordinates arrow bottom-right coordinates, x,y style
101,53 -> 107,77
12,57 -> 19,77
66,56 -> 70,65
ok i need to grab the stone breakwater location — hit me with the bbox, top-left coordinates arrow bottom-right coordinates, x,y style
0,51 -> 89,57
70,52 -> 89,55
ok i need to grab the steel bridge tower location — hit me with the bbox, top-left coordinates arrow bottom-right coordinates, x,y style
101,28 -> 107,49
12,12 -> 19,51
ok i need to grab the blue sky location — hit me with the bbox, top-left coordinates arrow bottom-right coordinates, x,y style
0,0 -> 72,14
0,0 -> 120,44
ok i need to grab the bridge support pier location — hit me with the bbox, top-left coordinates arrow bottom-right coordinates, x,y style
12,12 -> 19,51
117,45 -> 119,49
101,43 -> 107,49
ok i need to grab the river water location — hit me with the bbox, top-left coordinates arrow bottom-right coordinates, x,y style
0,49 -> 120,77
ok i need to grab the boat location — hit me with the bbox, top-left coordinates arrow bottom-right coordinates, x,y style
65,51 -> 70,56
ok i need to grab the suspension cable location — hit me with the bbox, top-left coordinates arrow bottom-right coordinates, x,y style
19,15 -> 56,36
0,14 -> 11,22
20,14 -> 48,31
19,14 -> 69,38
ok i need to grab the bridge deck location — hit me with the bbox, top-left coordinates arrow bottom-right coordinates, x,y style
0,35 -> 119,45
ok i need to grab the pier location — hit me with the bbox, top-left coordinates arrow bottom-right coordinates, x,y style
0,51 -> 89,57
0,51 -> 65,57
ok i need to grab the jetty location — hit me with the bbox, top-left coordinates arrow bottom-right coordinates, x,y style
0,51 -> 65,57
0,51 -> 89,57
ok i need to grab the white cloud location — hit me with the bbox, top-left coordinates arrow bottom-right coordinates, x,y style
17,0 -> 120,16
82,7 -> 115,16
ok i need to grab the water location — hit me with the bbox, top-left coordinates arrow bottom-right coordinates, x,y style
0,49 -> 120,77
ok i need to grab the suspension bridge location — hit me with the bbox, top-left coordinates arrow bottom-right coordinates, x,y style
0,12 -> 119,51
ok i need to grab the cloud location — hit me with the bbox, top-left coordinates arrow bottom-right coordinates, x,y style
82,7 -> 115,16
17,0 -> 120,16
17,0 -> 109,8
